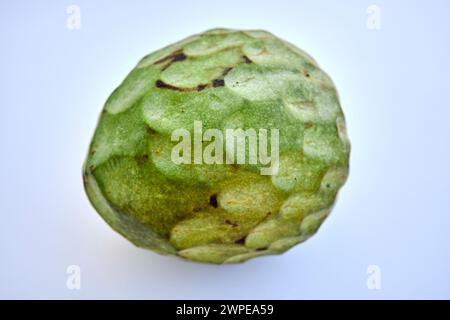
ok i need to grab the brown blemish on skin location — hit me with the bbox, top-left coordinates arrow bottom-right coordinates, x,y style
235,237 -> 246,244
171,52 -> 187,63
156,80 -> 187,91
225,220 -> 238,227
154,50 -> 187,67
303,69 -> 311,78
212,79 -> 225,87
154,50 -> 188,71
222,67 -> 233,76
304,122 -> 315,129
156,80 -> 208,92
209,194 -> 218,208
242,55 -> 252,64
156,78 -> 226,92
256,247 -> 268,251
146,126 -> 157,135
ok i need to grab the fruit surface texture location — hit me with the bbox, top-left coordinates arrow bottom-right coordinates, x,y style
83,28 -> 350,264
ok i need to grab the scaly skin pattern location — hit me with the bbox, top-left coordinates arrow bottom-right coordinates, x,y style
83,28 -> 350,264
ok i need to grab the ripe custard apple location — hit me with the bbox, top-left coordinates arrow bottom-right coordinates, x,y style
83,28 -> 350,264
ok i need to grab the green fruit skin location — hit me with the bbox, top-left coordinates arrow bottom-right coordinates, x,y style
83,28 -> 350,264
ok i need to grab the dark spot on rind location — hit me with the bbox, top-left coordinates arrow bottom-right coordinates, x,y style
222,67 -> 233,76
156,80 -> 209,92
225,220 -> 238,227
212,79 -> 225,87
154,50 -> 188,71
209,194 -> 218,208
235,237 -> 246,244
256,247 -> 268,251
154,50 -> 186,65
242,55 -> 252,64
156,80 -> 185,91
146,126 -> 157,135
172,53 -> 187,62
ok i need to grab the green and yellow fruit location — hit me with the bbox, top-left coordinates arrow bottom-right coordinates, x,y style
83,28 -> 350,264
